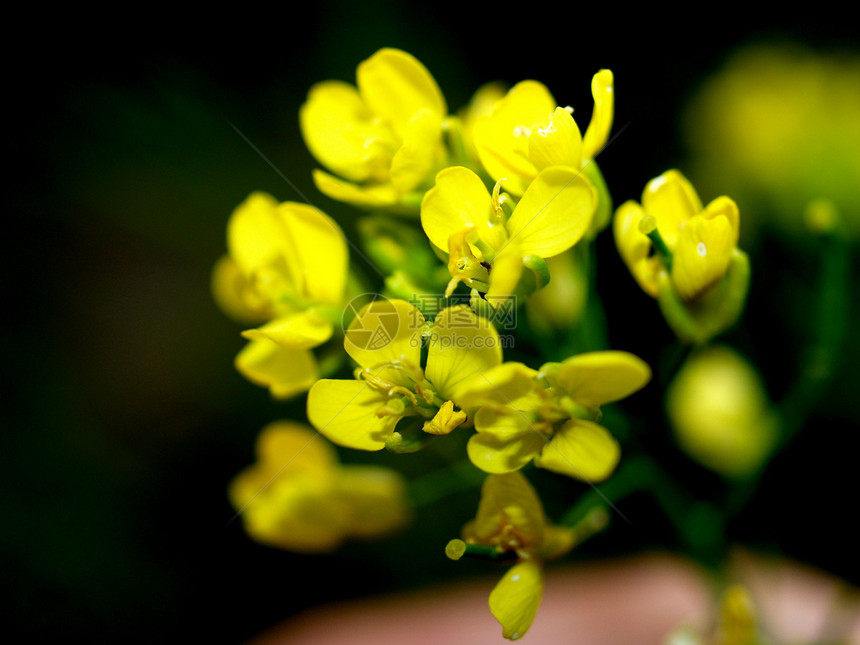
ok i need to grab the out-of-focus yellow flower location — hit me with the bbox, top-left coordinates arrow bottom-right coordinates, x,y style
421,165 -> 595,300
228,421 -> 409,552
450,472 -> 583,640
300,48 -> 448,212
667,346 -> 776,478
459,81 -> 508,162
684,43 -> 860,238
614,170 -> 750,343
211,192 -> 348,398
458,351 -> 650,481
473,71 -> 614,197
307,300 -> 501,451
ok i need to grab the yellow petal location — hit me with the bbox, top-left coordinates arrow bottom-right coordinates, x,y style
425,305 -> 503,402
467,428 -> 545,474
420,166 -> 493,251
226,191 -> 286,278
299,80 -> 395,182
312,169 -> 401,210
230,468 -> 348,553
306,379 -> 397,450
641,170 -> 703,247
254,421 -> 338,471
473,80 -> 556,195
582,69 -> 614,159
242,311 -> 333,349
535,419 -> 620,481
486,243 -> 524,301
505,166 -> 596,258
554,351 -> 651,407
423,400 -> 467,435
344,299 -> 424,372
470,472 -> 546,546
389,108 -> 443,192
234,339 -> 318,399
356,48 -> 446,139
211,254 -> 270,324
489,561 -> 544,641
336,465 -> 410,537
456,362 -> 539,412
528,106 -> 583,172
613,199 -> 662,297
276,202 -> 349,304
672,215 -> 735,300
702,195 -> 740,247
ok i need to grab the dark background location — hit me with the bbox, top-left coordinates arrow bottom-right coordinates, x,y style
6,4 -> 858,641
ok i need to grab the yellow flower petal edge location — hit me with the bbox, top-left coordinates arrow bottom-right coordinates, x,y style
582,69 -> 614,159
306,378 -> 398,451
489,561 -> 544,641
534,419 -> 620,482
552,351 -> 651,408
234,338 -> 318,400
356,48 -> 446,139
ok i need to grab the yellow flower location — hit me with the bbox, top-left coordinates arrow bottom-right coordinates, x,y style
458,352 -> 650,481
211,192 -> 348,398
614,170 -> 750,343
472,70 -> 613,196
228,421 -> 409,553
667,346 -> 776,478
421,165 -> 596,299
306,299 -> 502,451
453,472 -> 582,640
300,48 -> 448,212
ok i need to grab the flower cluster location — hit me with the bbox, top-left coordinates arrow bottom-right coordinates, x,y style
213,48 -> 757,640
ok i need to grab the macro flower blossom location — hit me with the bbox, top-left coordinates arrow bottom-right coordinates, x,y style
614,170 -> 750,343
472,70 -> 613,197
300,48 -> 448,212
458,352 -> 651,481
420,165 -> 596,300
307,300 -> 501,450
447,472 -> 599,640
211,192 -> 348,397
228,421 -> 409,552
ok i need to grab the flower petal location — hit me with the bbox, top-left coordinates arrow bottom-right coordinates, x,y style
344,299 -> 424,372
425,305 -> 503,402
357,48 -> 446,139
613,200 -> 662,297
505,166 -> 596,258
473,80 -> 556,195
467,427 -> 545,474
554,351 -> 651,407
211,254 -> 270,324
336,466 -> 410,537
528,106 -> 583,172
227,192 -> 287,278
420,166 -> 492,251
234,338 -> 318,399
312,169 -> 401,210
242,311 -> 334,349
469,472 -> 546,545
306,379 -> 397,450
299,80 -> 395,182
254,421 -> 338,470
456,362 -> 539,411
276,202 -> 349,305
641,170 -> 703,247
535,420 -> 620,482
489,561 -> 544,641
702,195 -> 740,247
389,108 -> 443,192
582,69 -> 614,158
672,214 -> 735,301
